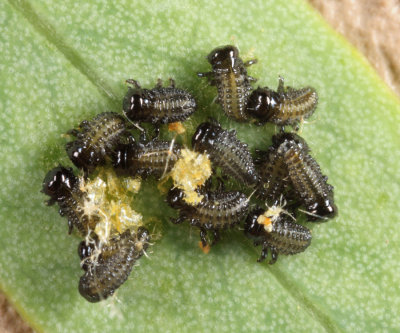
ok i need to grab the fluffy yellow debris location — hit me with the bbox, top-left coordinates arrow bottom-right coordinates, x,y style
170,149 -> 212,205
79,168 -> 143,245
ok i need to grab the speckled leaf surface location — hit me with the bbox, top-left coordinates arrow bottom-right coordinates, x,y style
1,0 -> 399,332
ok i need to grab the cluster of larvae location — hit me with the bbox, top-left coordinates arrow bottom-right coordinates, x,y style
42,45 -> 337,302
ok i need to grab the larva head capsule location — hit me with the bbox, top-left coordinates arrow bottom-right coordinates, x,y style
307,198 -> 338,221
42,166 -> 77,204
167,188 -> 186,209
246,87 -> 281,121
207,45 -> 240,69
122,85 -> 145,121
191,121 -> 220,151
272,132 -> 309,152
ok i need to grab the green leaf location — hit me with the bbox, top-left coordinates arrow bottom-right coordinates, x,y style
1,0 -> 399,332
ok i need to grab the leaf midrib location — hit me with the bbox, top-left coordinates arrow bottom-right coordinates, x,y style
8,0 -> 342,331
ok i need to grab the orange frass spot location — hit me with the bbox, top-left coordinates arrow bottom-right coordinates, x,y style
257,214 -> 273,232
168,122 -> 186,135
198,241 -> 211,254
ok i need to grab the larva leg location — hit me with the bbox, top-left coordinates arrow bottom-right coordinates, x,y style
277,76 -> 285,94
126,79 -> 141,89
211,229 -> 220,246
244,59 -> 258,67
169,78 -> 176,88
269,248 -> 278,265
197,71 -> 213,78
156,78 -> 163,88
258,244 -> 268,263
247,76 -> 258,82
199,227 -> 208,247
66,128 -> 80,137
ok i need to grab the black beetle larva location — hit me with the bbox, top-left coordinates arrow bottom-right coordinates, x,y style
192,121 -> 260,186
244,206 -> 312,264
42,166 -> 94,235
260,133 -> 337,221
198,45 -> 257,121
113,137 -> 182,178
78,227 -> 150,303
246,77 -> 318,131
123,78 -> 197,132
167,186 -> 249,247
66,112 -> 129,174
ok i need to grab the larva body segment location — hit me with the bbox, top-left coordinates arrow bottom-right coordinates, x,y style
192,121 -> 260,186
42,166 -> 93,235
167,187 -> 249,247
66,112 -> 128,173
113,139 -> 182,178
198,45 -> 257,121
244,207 -> 312,264
246,77 -> 318,129
78,228 -> 150,303
123,79 -> 197,125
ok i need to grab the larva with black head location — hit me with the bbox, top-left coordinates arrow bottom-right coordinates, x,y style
167,187 -> 249,247
198,45 -> 257,121
42,166 -> 95,235
113,137 -> 182,178
244,206 -> 312,264
66,112 -> 129,174
272,133 -> 337,221
192,121 -> 260,186
246,77 -> 318,131
123,79 -> 197,131
78,228 -> 150,303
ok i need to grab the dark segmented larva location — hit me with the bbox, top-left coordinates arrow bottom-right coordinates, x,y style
244,207 -> 312,264
167,187 -> 249,246
78,228 -> 150,303
246,77 -> 318,130
66,112 -> 128,173
41,166 -> 95,235
123,79 -> 197,125
113,138 -> 182,178
270,133 -> 337,221
192,121 -> 260,186
198,45 -> 257,121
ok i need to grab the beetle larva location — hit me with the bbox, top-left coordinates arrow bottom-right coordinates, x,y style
192,121 -> 260,186
78,228 -> 150,303
123,78 -> 197,129
263,133 -> 337,221
198,45 -> 257,121
167,187 -> 249,247
113,138 -> 182,178
246,77 -> 318,131
42,166 -> 95,235
244,206 -> 312,264
66,112 -> 129,174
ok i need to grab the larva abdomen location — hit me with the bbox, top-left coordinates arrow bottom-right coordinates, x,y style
266,218 -> 312,255
192,121 -> 260,186
78,228 -> 150,303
